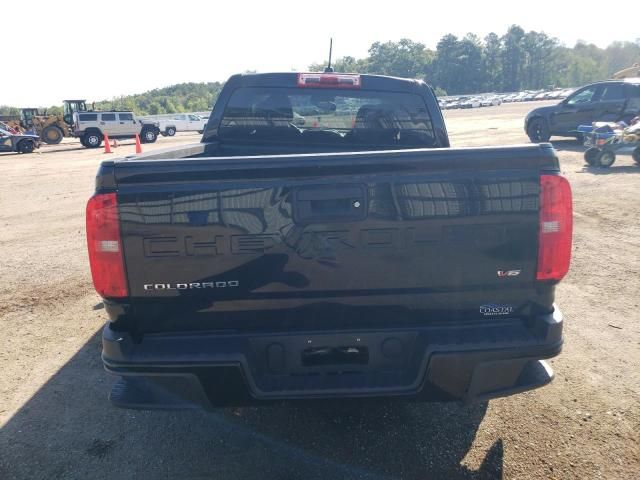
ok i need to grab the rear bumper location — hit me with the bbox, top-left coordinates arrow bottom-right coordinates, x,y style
102,308 -> 563,409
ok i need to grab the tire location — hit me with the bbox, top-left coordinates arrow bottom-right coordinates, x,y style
79,136 -> 87,147
83,131 -> 102,149
17,139 -> 35,154
41,125 -> 64,145
141,128 -> 157,143
597,150 -> 616,168
527,117 -> 551,143
166,126 -> 176,136
584,147 -> 600,166
197,130 -> 203,134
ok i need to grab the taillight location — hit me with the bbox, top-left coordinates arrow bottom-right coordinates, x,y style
297,73 -> 361,89
86,193 -> 128,298
537,175 -> 573,281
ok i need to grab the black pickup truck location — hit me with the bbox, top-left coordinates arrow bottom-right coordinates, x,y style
87,72 -> 572,409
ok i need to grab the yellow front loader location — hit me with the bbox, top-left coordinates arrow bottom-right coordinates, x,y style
612,64 -> 640,80
18,100 -> 87,144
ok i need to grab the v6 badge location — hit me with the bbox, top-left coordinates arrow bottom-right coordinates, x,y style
497,269 -> 521,278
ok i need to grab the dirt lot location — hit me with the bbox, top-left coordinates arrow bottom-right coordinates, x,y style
0,103 -> 638,480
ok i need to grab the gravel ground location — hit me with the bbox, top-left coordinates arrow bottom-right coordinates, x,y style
0,104 -> 638,479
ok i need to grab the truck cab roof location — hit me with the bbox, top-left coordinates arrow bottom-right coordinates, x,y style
203,71 -> 447,147
229,72 -> 429,93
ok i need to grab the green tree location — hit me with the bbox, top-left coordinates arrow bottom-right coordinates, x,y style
309,55 -> 369,73
605,41 -> 640,76
521,31 -> 558,89
483,33 -> 502,91
148,101 -> 164,115
458,34 -> 484,93
0,106 -> 20,116
366,39 -> 433,78
429,34 -> 463,93
501,25 -> 526,91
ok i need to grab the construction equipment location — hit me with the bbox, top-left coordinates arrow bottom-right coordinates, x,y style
14,100 -> 88,144
612,64 -> 640,80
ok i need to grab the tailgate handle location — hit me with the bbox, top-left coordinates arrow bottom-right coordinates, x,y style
294,185 -> 366,223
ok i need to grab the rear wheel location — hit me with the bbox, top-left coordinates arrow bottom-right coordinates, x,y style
527,118 -> 551,143
632,147 -> 640,165
584,147 -> 600,166
17,139 -> 35,154
141,128 -> 157,143
165,126 -> 176,136
83,131 -> 102,148
597,150 -> 616,168
41,125 -> 64,144
197,130 -> 203,134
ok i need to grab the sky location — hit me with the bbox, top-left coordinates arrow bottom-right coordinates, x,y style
3,0 -> 638,106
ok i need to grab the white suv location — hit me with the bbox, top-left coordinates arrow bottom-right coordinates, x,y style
73,111 -> 160,148
154,114 -> 207,136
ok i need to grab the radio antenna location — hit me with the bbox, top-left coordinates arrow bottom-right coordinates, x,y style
324,38 -> 334,73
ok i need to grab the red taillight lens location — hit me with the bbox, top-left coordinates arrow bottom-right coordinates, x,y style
297,73 -> 361,89
537,175 -> 573,281
86,193 -> 128,298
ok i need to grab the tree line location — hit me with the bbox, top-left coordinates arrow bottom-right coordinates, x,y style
310,26 -> 640,95
0,82 -> 224,117
1,26 -> 638,117
92,82 -> 224,115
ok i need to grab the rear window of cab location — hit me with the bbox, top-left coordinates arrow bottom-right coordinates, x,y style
219,86 -> 436,147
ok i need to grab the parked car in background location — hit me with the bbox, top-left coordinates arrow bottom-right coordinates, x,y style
481,96 -> 502,107
72,111 -> 160,148
155,114 -> 208,136
436,89 -> 583,111
0,128 -> 40,153
461,98 -> 481,108
559,88 -> 575,99
525,78 -> 640,142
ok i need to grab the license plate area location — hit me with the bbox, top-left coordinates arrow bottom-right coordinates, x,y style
301,346 -> 369,367
248,331 -> 421,394
250,331 -> 418,375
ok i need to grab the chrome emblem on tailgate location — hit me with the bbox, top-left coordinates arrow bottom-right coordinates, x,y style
497,269 -> 521,277
479,304 -> 514,316
143,281 -> 239,290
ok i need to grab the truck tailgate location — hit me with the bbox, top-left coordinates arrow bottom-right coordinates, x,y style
112,144 -> 558,330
